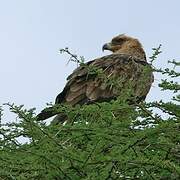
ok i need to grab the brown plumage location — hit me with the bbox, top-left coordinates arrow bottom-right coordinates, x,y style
37,34 -> 154,122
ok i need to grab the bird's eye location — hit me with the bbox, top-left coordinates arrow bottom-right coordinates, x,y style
112,38 -> 122,45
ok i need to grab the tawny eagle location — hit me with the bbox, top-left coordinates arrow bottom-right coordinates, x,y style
37,34 -> 154,122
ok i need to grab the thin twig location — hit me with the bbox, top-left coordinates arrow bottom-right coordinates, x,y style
121,136 -> 147,154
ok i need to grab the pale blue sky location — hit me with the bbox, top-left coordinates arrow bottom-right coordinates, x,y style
0,0 -> 180,121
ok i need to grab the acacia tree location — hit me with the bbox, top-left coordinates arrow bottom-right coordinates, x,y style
0,47 -> 179,179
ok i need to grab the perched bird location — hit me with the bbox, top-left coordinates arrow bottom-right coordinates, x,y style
37,34 -> 154,123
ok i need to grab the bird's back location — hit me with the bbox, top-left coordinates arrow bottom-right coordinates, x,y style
55,54 -> 154,106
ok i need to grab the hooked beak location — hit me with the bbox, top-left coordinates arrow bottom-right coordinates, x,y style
102,43 -> 112,51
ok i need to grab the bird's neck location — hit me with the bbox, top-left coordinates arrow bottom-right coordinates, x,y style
115,48 -> 146,61
114,41 -> 147,61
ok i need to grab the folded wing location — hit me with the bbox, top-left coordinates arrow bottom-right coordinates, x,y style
55,54 -> 154,106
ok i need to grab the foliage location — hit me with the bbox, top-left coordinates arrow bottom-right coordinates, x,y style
0,47 -> 179,179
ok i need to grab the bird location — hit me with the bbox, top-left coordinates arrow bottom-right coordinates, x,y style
37,34 -> 154,123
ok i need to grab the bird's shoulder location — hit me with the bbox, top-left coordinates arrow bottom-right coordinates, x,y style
67,53 -> 148,81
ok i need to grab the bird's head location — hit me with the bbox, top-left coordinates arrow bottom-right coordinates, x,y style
102,34 -> 146,60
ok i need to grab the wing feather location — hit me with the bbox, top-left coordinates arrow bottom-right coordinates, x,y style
56,54 -> 153,105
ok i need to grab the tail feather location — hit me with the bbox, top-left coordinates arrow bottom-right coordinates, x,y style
36,107 -> 67,124
36,107 -> 57,121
